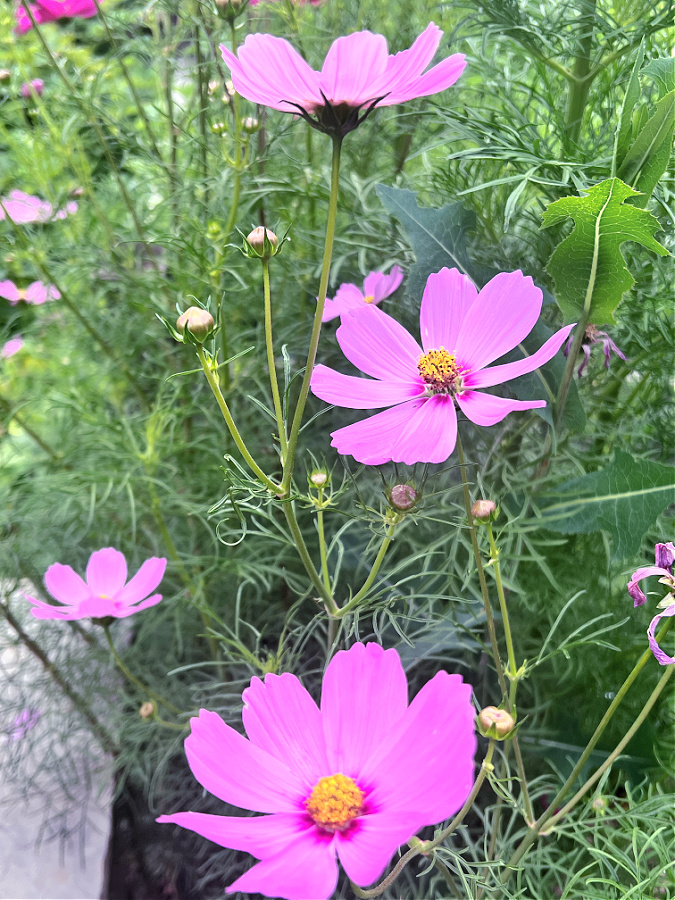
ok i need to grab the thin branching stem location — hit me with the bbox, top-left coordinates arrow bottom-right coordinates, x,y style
104,625 -> 182,715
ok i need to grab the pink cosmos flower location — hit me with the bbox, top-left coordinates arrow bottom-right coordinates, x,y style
1,336 -> 24,359
15,0 -> 99,34
310,267 -> 575,465
628,542 -> 675,665
220,23 -> 465,136
158,642 -> 476,900
0,190 -> 77,224
25,547 -> 167,621
0,279 -> 60,305
20,78 -> 44,98
323,266 -> 403,323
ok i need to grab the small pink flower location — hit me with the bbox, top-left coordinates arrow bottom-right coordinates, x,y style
0,190 -> 76,224
0,279 -> 60,305
158,642 -> 476,900
310,267 -> 574,465
1,336 -> 24,359
221,23 -> 465,136
15,0 -> 99,34
25,548 -> 167,621
323,266 -> 403,323
20,78 -> 44,98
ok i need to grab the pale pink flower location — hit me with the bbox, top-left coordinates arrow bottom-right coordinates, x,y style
0,279 -> 60,305
0,190 -> 76,224
26,548 -> 167,620
15,0 -> 99,34
20,78 -> 44,98
310,267 -> 575,465
323,266 -> 403,323
1,336 -> 24,359
221,23 -> 465,136
158,642 -> 476,900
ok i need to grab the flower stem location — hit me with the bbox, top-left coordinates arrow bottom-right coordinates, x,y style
281,135 -> 342,496
262,258 -> 288,460
196,344 -> 280,492
281,501 -> 338,612
486,522 -> 518,681
0,393 -> 61,461
316,500 -> 331,593
103,626 -> 182,715
336,519 -> 399,617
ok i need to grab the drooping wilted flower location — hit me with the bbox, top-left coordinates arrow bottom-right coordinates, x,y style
628,542 -> 675,666
323,266 -> 403,322
311,267 -> 574,465
564,324 -> 626,377
158,642 -> 476,900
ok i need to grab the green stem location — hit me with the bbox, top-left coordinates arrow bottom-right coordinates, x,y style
104,625 -> 182,715
486,522 -> 518,680
564,0 -> 596,144
281,501 -> 337,611
316,499 -> 331,593
0,394 -> 61,461
336,519 -> 399,617
352,741 -> 496,899
281,135 -> 342,496
194,6 -> 210,210
196,344 -> 280,492
262,258 -> 288,460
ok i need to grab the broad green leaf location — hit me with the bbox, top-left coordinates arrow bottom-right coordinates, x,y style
614,42 -> 645,170
375,185 -> 477,300
537,450 -> 675,559
618,90 -> 675,207
642,57 -> 675,98
542,178 -> 668,325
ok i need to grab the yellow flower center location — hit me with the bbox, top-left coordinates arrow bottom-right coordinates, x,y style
17,289 -> 27,301
305,773 -> 365,833
363,294 -> 375,304
417,347 -> 465,395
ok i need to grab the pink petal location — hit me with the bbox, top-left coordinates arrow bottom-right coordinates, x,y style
336,304 -> 421,381
467,324 -> 575,389
242,672 -> 330,789
335,812 -> 421,887
322,283 -> 364,322
112,593 -> 163,617
319,32 -> 389,106
456,390 -> 545,426
420,267 -> 478,354
383,53 -> 466,105
311,364 -> 422,409
364,265 -> 404,303
0,281 -> 20,303
184,710 -> 306,813
226,827 -> 338,900
372,23 -> 442,97
647,603 -> 675,666
44,562 -> 90,605
85,548 -> 128,598
321,643 -> 409,777
389,394 -> 457,464
116,557 -> 167,605
157,811 -> 311,858
455,271 -> 543,371
362,671 -> 476,824
330,400 -> 424,465
628,566 -> 671,607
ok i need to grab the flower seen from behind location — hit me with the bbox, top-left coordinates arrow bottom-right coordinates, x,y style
323,266 -> 403,322
25,547 -> 167,621
221,23 -> 465,136
15,0 -> 99,34
311,267 -> 575,465
628,542 -> 675,666
158,642 -> 476,900
0,280 -> 60,305
0,190 -> 77,224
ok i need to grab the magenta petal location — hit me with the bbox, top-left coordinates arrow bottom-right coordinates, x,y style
185,710 -> 306,813
322,283 -> 363,322
420,268 -> 478,354
362,671 -> 476,824
116,557 -> 167,605
0,281 -> 20,303
85,548 -> 128,598
457,391 -> 545,426
321,643 -> 408,776
335,812 -> 421,887
226,828 -> 338,900
319,32 -> 388,106
364,265 -> 404,303
157,811 -> 311,858
330,400 -> 424,465
455,271 -> 543,370
311,364 -> 422,409
113,593 -> 163,617
44,562 -> 90,605
628,567 -> 670,607
647,603 -> 675,665
242,673 -> 330,788
467,324 -> 575,389
374,23 -> 441,95
336,305 -> 421,381
385,53 -> 466,105
389,394 -> 457,464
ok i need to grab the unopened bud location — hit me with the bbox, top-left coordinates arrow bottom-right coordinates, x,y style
471,499 -> 497,522
0,70 -> 11,85
591,796 -> 607,812
176,306 -> 215,342
477,706 -> 515,740
310,471 -> 328,487
139,701 -> 155,719
241,116 -> 259,133
246,226 -> 278,259
389,484 -> 418,511
655,542 -> 675,572
211,121 -> 228,136
20,79 -> 44,99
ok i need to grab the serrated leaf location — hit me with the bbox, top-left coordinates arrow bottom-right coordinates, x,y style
618,90 -> 675,207
614,42 -> 645,171
375,185 -> 477,300
541,177 -> 668,325
537,450 -> 675,560
642,57 -> 675,98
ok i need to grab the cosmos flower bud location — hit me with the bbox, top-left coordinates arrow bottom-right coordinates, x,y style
211,121 -> 228,136
389,484 -> 418,511
241,116 -> 259,133
176,307 -> 215,342
139,701 -> 156,719
310,471 -> 328,488
245,226 -> 279,260
477,706 -> 515,740
655,542 -> 675,573
20,79 -> 44,99
471,499 -> 497,522
0,70 -> 11,85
